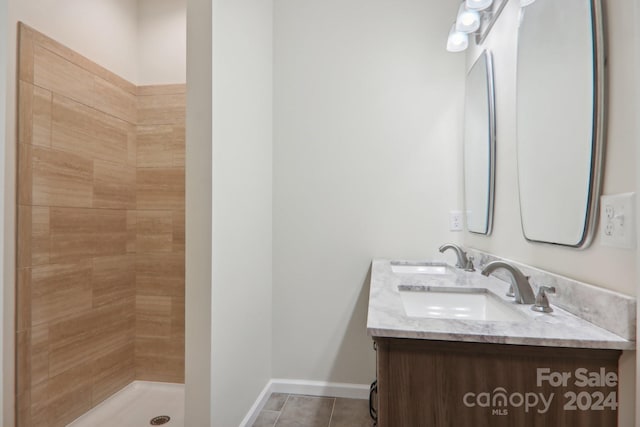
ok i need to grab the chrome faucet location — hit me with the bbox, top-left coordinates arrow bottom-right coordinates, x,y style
438,243 -> 475,272
480,261 -> 535,304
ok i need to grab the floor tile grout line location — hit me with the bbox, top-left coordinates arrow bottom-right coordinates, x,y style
327,397 -> 336,427
271,394 -> 290,427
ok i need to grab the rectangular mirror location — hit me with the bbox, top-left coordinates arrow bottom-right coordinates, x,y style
464,50 -> 496,235
516,0 -> 605,248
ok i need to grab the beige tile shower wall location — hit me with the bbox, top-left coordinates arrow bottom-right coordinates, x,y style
135,84 -> 186,383
16,24 -> 186,426
16,24 -> 137,427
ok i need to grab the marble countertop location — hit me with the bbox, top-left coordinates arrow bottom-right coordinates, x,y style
367,259 -> 635,350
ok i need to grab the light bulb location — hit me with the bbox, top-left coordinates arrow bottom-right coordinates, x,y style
466,0 -> 493,11
451,32 -> 466,45
446,23 -> 469,52
456,3 -> 480,33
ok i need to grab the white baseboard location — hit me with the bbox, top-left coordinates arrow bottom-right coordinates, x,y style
239,379 -> 370,427
239,380 -> 274,427
269,379 -> 369,400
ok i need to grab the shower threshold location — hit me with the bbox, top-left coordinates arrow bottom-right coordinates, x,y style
67,381 -> 184,427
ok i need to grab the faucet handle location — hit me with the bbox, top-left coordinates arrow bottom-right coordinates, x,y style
531,286 -> 556,313
464,256 -> 475,272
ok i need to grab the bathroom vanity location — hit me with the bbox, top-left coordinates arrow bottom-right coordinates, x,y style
367,256 -> 635,427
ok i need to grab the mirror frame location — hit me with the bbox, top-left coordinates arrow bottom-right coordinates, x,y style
476,0 -> 510,45
516,0 -> 605,248
464,49 -> 496,235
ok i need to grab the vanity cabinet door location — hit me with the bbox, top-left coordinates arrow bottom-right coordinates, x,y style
374,338 -> 620,427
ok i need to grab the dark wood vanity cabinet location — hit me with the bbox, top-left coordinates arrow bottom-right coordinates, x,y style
374,338 -> 621,427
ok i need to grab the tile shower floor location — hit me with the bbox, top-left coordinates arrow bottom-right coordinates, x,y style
253,393 -> 372,427
67,381 -> 184,427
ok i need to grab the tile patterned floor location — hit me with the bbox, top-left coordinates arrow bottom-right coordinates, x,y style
253,393 -> 372,427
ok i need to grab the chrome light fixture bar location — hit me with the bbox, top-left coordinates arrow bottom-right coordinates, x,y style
466,0 -> 493,11
446,0 -> 509,52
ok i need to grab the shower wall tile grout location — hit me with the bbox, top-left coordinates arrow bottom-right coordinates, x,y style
16,23 -> 185,427
133,84 -> 185,384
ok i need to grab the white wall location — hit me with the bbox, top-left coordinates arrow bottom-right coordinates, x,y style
7,0 -> 187,86
138,0 -> 187,85
9,0 -> 138,82
273,0 -> 465,384
185,0 -> 212,425
210,0 -> 273,425
465,0 -> 637,424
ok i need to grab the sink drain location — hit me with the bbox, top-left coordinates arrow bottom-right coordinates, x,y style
150,415 -> 171,425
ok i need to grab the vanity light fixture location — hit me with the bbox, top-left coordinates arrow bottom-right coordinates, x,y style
455,3 -> 481,33
447,1 -> 481,53
446,23 -> 469,52
447,0 -> 508,52
466,0 -> 493,11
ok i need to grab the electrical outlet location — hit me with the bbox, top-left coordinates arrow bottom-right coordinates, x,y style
450,210 -> 463,232
600,193 -> 636,249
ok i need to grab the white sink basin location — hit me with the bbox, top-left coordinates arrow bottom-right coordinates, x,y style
398,286 -> 526,322
390,261 -> 449,275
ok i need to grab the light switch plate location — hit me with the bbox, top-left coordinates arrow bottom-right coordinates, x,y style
600,193 -> 636,249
